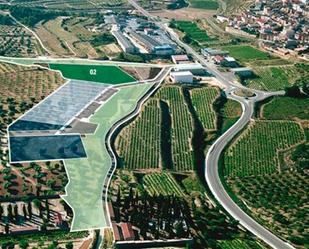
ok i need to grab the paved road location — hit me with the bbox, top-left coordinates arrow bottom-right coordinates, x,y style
128,1 -> 294,248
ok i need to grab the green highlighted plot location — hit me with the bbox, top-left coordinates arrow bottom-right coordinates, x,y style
62,83 -> 154,231
49,64 -> 136,84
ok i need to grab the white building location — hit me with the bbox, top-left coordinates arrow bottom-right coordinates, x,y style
170,71 -> 194,84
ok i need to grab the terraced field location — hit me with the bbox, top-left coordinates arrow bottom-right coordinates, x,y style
190,87 -> 219,130
143,172 -> 185,197
224,120 -> 305,177
116,99 -> 161,170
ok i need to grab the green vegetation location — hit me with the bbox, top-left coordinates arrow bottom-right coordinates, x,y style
229,171 -> 309,246
189,0 -> 219,9
90,33 -> 116,47
190,87 -> 219,130
218,239 -> 265,249
222,45 -> 270,61
143,172 -> 185,197
158,86 -> 194,171
116,99 -> 161,169
245,64 -> 309,91
263,97 -> 309,120
0,14 -> 13,25
291,143 -> 309,170
0,230 -> 88,245
171,20 -> 215,44
49,64 -> 135,84
220,99 -> 242,133
224,120 -> 304,177
10,6 -> 64,27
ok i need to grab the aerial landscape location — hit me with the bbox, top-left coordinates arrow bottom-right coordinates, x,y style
0,0 -> 308,248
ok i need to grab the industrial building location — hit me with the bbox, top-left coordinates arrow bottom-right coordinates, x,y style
231,67 -> 253,77
112,30 -> 137,54
174,63 -> 206,76
170,71 -> 194,84
201,47 -> 229,57
171,54 -> 190,64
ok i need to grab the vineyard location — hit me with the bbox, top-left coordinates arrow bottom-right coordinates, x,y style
143,172 -> 185,197
157,86 -> 194,171
0,25 -> 39,57
218,239 -> 265,249
224,120 -> 304,177
190,87 -> 219,130
229,170 -> 309,246
116,99 -> 161,170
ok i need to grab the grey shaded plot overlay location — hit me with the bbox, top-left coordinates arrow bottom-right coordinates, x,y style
10,135 -> 87,162
62,83 -> 154,231
10,80 -> 111,131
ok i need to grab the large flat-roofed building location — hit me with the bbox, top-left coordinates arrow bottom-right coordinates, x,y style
112,30 -> 137,54
171,54 -> 190,64
231,67 -> 253,77
174,63 -> 206,76
170,71 -> 194,84
201,47 -> 229,57
153,45 -> 174,55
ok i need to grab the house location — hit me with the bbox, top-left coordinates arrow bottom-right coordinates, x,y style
54,213 -> 63,227
171,54 -> 190,64
108,202 -> 115,221
213,55 -> 225,64
112,222 -> 121,241
11,226 -> 39,235
170,71 -> 194,84
120,222 -> 135,241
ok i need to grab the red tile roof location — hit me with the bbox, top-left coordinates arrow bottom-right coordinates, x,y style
120,222 -> 135,240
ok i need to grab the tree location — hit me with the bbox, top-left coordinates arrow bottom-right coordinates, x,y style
22,204 -> 27,220
27,202 -> 32,219
0,204 -> 3,220
19,240 -> 29,249
65,242 -> 73,249
45,199 -> 50,220
13,204 -> 19,221
7,204 -> 13,221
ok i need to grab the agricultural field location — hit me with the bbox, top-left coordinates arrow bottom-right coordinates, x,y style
0,24 -> 40,57
224,120 -> 305,177
172,20 -> 216,44
228,171 -> 309,247
262,97 -> 309,120
190,87 -> 219,130
143,172 -> 185,197
116,99 -> 161,170
10,0 -> 127,11
218,239 -> 265,249
188,0 -> 219,10
0,62 -> 66,196
246,64 -> 309,91
35,16 -> 111,58
221,45 -> 270,62
49,63 -> 135,84
157,86 -> 194,171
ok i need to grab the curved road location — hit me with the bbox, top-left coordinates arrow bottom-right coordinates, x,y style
128,1 -> 294,248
